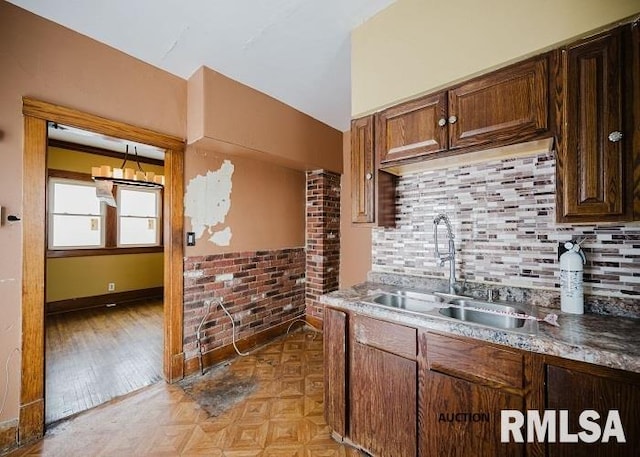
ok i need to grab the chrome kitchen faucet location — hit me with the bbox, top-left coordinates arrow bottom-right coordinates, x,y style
433,213 -> 457,294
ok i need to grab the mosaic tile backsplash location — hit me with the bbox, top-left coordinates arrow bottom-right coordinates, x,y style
372,151 -> 640,303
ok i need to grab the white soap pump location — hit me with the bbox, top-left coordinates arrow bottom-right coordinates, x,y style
560,241 -> 586,314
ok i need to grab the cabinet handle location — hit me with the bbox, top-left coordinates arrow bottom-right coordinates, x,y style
448,115 -> 458,124
608,131 -> 623,142
365,172 -> 373,180
438,117 -> 447,127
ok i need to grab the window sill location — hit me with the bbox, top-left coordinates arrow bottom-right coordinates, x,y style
47,246 -> 164,258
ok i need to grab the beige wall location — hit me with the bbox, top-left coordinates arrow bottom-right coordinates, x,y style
46,147 -> 164,302
184,147 -> 306,256
46,254 -> 163,302
48,147 -> 165,175
352,0 -> 640,116
188,66 -> 343,174
339,131 -> 372,288
0,0 -> 186,422
1,0 -> 342,426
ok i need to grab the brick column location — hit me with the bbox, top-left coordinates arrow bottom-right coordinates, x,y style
306,170 -> 341,322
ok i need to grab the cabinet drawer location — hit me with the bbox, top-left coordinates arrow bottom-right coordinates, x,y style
353,314 -> 417,360
426,333 -> 524,390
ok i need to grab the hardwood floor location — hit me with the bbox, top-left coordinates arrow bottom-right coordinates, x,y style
44,300 -> 163,424
8,329 -> 363,457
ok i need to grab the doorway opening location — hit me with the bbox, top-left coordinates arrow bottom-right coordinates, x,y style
20,98 -> 185,441
44,126 -> 166,423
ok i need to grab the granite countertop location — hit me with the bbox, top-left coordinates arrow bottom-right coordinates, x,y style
321,279 -> 640,374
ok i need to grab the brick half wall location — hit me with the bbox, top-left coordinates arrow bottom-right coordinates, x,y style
306,170 -> 341,322
183,248 -> 306,361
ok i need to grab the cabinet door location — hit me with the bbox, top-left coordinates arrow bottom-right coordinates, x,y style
632,22 -> 640,220
419,332 -> 525,457
420,370 -> 525,457
324,308 -> 347,437
351,116 -> 375,223
351,342 -> 417,457
376,92 -> 448,164
546,364 -> 640,457
559,28 -> 628,221
448,55 -> 549,150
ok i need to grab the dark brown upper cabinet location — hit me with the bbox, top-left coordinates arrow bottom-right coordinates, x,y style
556,24 -> 636,222
376,54 -> 552,167
350,115 -> 397,227
375,92 -> 448,164
448,56 -> 549,150
350,116 -> 375,224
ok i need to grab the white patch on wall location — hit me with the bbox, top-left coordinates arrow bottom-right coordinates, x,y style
209,227 -> 232,246
184,160 -> 234,246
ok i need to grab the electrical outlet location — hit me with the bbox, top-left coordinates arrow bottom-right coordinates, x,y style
108,282 -> 115,292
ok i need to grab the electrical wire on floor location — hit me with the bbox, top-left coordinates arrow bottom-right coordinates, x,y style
219,300 -> 250,357
0,347 -> 20,417
197,299 -> 323,371
196,298 -> 216,375
286,318 -> 321,339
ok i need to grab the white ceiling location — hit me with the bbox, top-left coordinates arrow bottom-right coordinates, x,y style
9,0 -> 395,131
48,123 -> 166,160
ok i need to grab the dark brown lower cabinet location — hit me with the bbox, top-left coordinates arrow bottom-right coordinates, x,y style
350,342 -> 417,457
546,360 -> 640,457
420,370 -> 525,457
418,332 -> 526,457
324,307 -> 348,437
323,309 -> 640,457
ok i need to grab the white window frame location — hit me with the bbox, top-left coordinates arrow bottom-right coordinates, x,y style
116,186 -> 162,248
48,177 -> 105,250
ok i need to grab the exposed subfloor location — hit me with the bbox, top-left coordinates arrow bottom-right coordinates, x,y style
8,328 -> 363,457
45,299 -> 163,424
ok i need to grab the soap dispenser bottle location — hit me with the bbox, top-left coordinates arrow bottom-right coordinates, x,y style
560,241 -> 586,314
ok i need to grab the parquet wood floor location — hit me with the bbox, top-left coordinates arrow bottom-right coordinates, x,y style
7,329 -> 364,457
45,300 -> 163,424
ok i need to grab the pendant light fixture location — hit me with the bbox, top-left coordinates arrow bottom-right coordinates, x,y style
91,144 -> 164,188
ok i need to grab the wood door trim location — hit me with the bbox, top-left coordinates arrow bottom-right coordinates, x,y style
20,116 -> 47,443
20,97 -> 185,443
23,97 -> 183,151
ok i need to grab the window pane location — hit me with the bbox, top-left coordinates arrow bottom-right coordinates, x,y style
53,182 -> 101,215
51,215 -> 102,247
119,217 -> 158,245
119,189 -> 157,217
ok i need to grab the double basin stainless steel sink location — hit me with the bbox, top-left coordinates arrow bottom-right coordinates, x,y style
367,289 -> 538,334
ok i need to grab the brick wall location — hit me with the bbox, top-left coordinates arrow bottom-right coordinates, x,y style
183,248 -> 305,360
306,170 -> 341,321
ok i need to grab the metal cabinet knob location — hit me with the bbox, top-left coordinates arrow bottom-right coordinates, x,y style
365,172 -> 373,180
608,131 -> 623,142
438,117 -> 447,127
448,115 -> 458,124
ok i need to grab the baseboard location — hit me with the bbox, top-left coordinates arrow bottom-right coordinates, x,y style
305,314 -> 323,330
183,315 -> 311,376
46,287 -> 163,315
18,399 -> 43,446
0,419 -> 18,455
